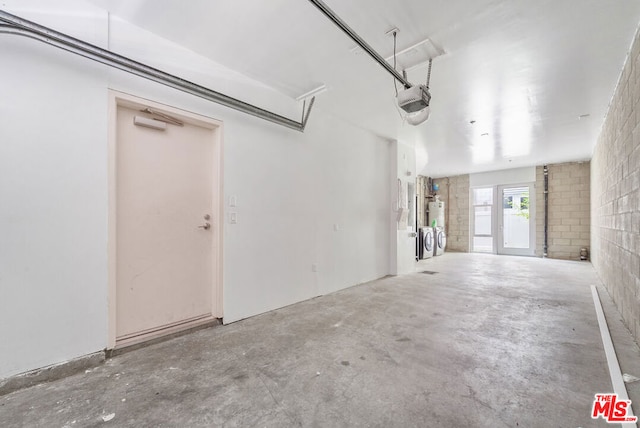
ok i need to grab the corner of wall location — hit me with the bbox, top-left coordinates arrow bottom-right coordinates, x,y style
432,174 -> 471,252
591,22 -> 640,342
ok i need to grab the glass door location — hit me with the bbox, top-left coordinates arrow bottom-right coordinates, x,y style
498,184 -> 535,256
472,187 -> 495,253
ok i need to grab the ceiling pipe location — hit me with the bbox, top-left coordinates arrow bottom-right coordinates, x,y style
307,0 -> 413,89
0,10 -> 314,132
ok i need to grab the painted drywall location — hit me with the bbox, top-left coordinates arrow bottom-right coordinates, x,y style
389,140 -> 417,275
591,23 -> 640,342
313,119 -> 391,295
0,2 -> 110,380
469,167 -> 536,188
0,0 -> 391,379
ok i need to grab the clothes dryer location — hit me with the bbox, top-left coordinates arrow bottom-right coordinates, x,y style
434,226 -> 446,256
423,227 -> 434,259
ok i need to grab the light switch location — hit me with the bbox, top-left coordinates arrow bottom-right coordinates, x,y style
229,195 -> 237,207
230,212 -> 237,224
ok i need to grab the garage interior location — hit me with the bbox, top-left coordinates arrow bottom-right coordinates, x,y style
2,255 -> 640,427
2,0 -> 640,426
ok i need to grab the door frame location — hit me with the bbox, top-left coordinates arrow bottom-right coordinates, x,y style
497,182 -> 536,256
470,186 -> 498,254
107,90 -> 224,349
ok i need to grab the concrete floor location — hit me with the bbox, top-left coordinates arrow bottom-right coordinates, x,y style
2,253 -> 639,427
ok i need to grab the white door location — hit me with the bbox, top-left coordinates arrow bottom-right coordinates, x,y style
471,187 -> 495,253
497,184 -> 535,256
115,103 -> 217,342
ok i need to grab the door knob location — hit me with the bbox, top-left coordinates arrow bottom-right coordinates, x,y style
198,222 -> 211,230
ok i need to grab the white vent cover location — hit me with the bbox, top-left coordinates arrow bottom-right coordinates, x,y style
384,37 -> 444,71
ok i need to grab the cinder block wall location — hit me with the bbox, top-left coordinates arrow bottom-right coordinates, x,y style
433,175 -> 470,252
591,26 -> 640,340
535,162 -> 591,259
436,165 -> 586,257
535,166 -> 545,257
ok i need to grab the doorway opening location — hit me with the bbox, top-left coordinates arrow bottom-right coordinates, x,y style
471,187 -> 494,253
108,91 -> 223,349
498,184 -> 535,256
471,183 -> 535,256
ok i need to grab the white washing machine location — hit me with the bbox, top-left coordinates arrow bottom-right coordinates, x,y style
422,227 -> 434,259
434,226 -> 446,256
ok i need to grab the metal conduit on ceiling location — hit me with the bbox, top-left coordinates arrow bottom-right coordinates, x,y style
0,10 -> 315,132
306,0 -> 413,89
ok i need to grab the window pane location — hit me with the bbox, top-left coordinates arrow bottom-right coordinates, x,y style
503,195 -> 513,209
502,187 -> 530,249
474,206 -> 492,235
473,188 -> 493,205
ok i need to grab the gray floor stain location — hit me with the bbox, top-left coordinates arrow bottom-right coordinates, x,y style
0,254 -> 631,427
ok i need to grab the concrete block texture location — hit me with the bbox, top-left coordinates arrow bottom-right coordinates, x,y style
536,162 -> 591,260
434,164 -> 589,257
592,24 -> 640,345
433,175 -> 470,252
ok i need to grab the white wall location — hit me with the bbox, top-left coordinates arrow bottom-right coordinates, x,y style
469,166 -> 536,188
389,140 -> 417,275
0,3 -> 109,379
0,1 -> 391,379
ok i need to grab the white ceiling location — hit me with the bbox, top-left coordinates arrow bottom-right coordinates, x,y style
87,0 -> 640,177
